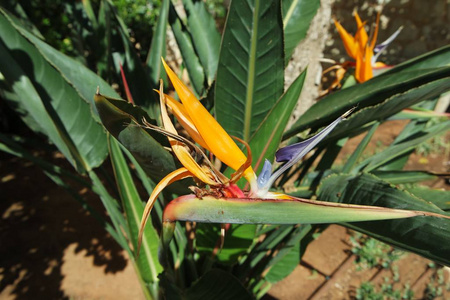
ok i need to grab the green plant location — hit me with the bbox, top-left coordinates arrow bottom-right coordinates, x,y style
351,232 -> 404,270
1,0 -> 450,299
356,281 -> 415,300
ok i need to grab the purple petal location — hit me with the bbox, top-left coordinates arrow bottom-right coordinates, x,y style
372,26 -> 403,65
257,108 -> 355,195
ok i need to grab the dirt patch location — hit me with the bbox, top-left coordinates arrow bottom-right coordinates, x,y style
0,153 -> 143,299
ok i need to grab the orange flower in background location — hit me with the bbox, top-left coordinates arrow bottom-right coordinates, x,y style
325,10 -> 402,90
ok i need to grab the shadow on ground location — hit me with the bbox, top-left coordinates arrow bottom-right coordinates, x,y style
0,151 -> 127,299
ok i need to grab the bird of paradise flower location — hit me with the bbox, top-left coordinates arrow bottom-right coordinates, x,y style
324,10 -> 402,92
136,58 -> 448,256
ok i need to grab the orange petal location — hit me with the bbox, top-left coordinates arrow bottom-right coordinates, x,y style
355,47 -> 373,83
353,11 -> 369,49
158,81 -> 217,186
164,93 -> 210,150
137,167 -> 192,254
370,11 -> 381,50
334,19 -> 358,59
161,58 -> 257,186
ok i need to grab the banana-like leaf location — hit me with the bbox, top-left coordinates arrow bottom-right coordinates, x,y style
215,0 -> 284,141
283,0 -> 320,64
108,137 -> 162,298
285,67 -> 450,138
318,173 -> 450,266
168,4 -> 205,96
182,0 -> 221,86
325,77 -> 450,141
382,45 -> 450,75
405,186 -> 450,212
0,10 -> 108,172
250,69 -> 306,172
94,93 -> 186,192
146,0 -> 169,84
372,170 -> 438,184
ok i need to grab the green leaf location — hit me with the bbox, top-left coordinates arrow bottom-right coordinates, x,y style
264,225 -> 311,283
108,136 -> 162,298
168,4 -> 205,95
318,173 -> 450,266
0,10 -> 108,172
285,67 -> 450,138
146,0 -> 169,84
94,93 -> 186,191
283,0 -> 320,64
182,0 -> 221,85
405,186 -> 450,211
250,69 -> 307,172
372,170 -> 438,184
359,119 -> 450,172
376,119 -> 428,171
342,121 -> 379,173
383,45 -> 450,75
327,78 -> 450,141
185,269 -> 253,300
215,0 -> 285,141
196,224 -> 256,264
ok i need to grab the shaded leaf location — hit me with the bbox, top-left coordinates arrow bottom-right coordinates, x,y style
318,173 -> 450,266
185,269 -> 253,300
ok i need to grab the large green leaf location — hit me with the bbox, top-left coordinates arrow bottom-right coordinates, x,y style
94,93 -> 186,192
146,0 -> 169,84
371,170 -> 438,184
285,66 -> 450,138
168,4 -> 205,95
250,69 -> 306,172
0,10 -> 108,172
108,137 -> 162,298
185,269 -> 253,300
215,0 -> 285,141
282,0 -> 320,64
318,173 -> 450,266
382,45 -> 450,75
182,0 -> 221,86
406,186 -> 450,212
326,78 -> 450,141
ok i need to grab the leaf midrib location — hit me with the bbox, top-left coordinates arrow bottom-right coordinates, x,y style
244,0 -> 261,142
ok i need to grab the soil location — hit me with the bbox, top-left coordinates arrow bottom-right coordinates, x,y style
1,120 -> 448,299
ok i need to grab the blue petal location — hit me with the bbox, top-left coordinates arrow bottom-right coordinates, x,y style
257,159 -> 273,189
257,108 -> 355,195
